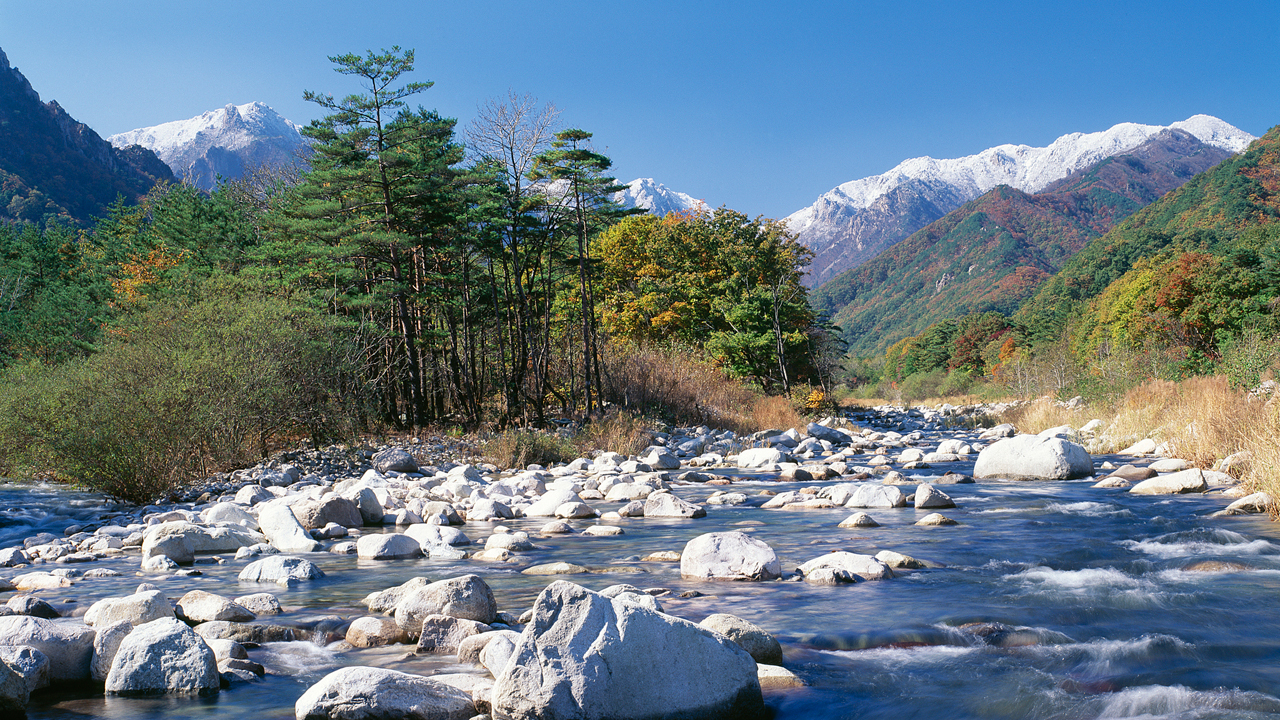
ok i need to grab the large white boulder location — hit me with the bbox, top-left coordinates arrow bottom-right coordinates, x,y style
736,448 -> 786,469
295,666 -> 474,720
973,434 -> 1094,480
104,617 -> 219,696
798,551 -> 894,582
680,531 -> 781,581
491,581 -> 765,720
238,556 -> 325,586
84,590 -> 173,628
394,575 -> 497,634
0,616 -> 94,682
258,502 -> 321,553
844,484 -> 907,508
356,533 -> 424,560
1129,468 -> 1209,495
175,590 -> 255,624
644,493 -> 706,518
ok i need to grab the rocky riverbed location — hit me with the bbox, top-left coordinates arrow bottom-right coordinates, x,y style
0,405 -> 1278,720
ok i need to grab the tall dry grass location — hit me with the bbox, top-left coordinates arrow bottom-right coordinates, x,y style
601,344 -> 804,434
998,376 -> 1278,514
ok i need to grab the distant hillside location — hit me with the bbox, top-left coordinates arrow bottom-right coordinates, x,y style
0,48 -> 172,223
813,129 -> 1234,356
1016,124 -> 1280,344
108,102 -> 308,192
613,178 -> 708,216
787,115 -> 1254,288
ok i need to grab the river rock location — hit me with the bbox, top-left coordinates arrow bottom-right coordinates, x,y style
1119,438 -> 1158,455
457,629 -> 521,665
345,616 -> 409,648
644,492 -> 707,518
736,447 -> 786,469
357,533 -> 425,560
234,592 -> 282,616
699,613 -> 783,665
1223,492 -> 1273,515
1129,468 -> 1208,495
84,589 -> 173,628
258,502 -> 321,553
1148,458 -> 1191,472
0,616 -> 93,682
639,446 -> 681,470
799,551 -> 894,581
292,496 -> 363,530
175,590 -> 255,624
238,556 -> 325,586
846,484 -> 907,508
372,448 -> 420,474
90,619 -> 133,681
479,630 -> 520,676
415,614 -> 491,653
490,580 -> 765,720
7,595 -> 58,619
838,512 -> 879,528
914,483 -> 956,509
405,523 -> 470,547
916,512 -> 958,526
394,575 -> 497,634
364,577 -> 432,613
104,617 -> 219,696
875,550 -> 928,569
0,657 -> 28,714
680,531 -> 781,581
204,502 -> 259,529
0,645 -> 50,699
467,498 -> 514,521
525,489 -> 585,517
973,435 -> 1094,480
295,666 -> 474,720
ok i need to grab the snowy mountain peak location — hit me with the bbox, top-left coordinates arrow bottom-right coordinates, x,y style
108,102 -> 307,190
613,178 -> 708,216
787,115 -> 1256,287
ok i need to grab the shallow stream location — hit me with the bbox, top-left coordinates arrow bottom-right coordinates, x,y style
5,444 -> 1280,720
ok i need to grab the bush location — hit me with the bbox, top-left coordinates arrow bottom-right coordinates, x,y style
1219,328 -> 1280,391
481,430 -> 578,468
600,343 -> 798,434
575,410 -> 656,457
0,294 -> 360,503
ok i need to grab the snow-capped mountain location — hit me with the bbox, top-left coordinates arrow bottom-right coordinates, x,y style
789,115 -> 1256,287
108,102 -> 308,191
613,178 -> 708,216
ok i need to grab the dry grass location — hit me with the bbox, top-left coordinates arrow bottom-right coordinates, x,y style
1001,398 -> 1091,435
601,344 -> 803,434
750,395 -> 806,433
480,430 -> 578,469
997,377 -> 1278,514
576,410 -> 656,457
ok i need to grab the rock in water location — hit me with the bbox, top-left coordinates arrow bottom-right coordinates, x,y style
0,615 -> 94,682
680,531 -> 781,581
295,666 -> 474,720
491,581 -> 766,720
973,435 -> 1094,480
1129,468 -> 1209,495
105,618 -> 219,696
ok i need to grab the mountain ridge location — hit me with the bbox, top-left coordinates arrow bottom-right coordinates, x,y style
790,115 -> 1255,287
0,47 -> 173,223
812,128 -> 1236,357
108,101 -> 309,191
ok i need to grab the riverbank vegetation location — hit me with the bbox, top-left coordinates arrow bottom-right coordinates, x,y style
0,48 -> 833,502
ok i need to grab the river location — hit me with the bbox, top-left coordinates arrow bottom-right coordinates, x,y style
5,424 -> 1280,720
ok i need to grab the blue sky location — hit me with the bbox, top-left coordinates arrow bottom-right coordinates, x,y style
1,0 -> 1276,219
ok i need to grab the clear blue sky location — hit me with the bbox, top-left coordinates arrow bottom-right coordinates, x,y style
1,0 -> 1276,219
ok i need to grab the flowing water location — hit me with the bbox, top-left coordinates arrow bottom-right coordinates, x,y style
6,448 -> 1280,720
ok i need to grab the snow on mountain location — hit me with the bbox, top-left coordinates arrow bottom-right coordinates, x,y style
789,115 -> 1256,287
614,178 -> 708,216
108,102 -> 308,191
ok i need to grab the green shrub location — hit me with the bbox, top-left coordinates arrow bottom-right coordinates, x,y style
0,294 -> 360,503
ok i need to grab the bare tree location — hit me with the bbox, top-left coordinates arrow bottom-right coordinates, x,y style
466,92 -> 561,424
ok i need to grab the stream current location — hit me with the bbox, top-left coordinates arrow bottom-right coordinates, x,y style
4,444 -> 1280,720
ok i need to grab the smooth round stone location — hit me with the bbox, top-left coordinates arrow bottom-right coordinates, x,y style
583,526 -> 624,537
539,521 -> 574,535
838,512 -> 879,528
915,513 -> 958,526
521,562 -> 590,576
